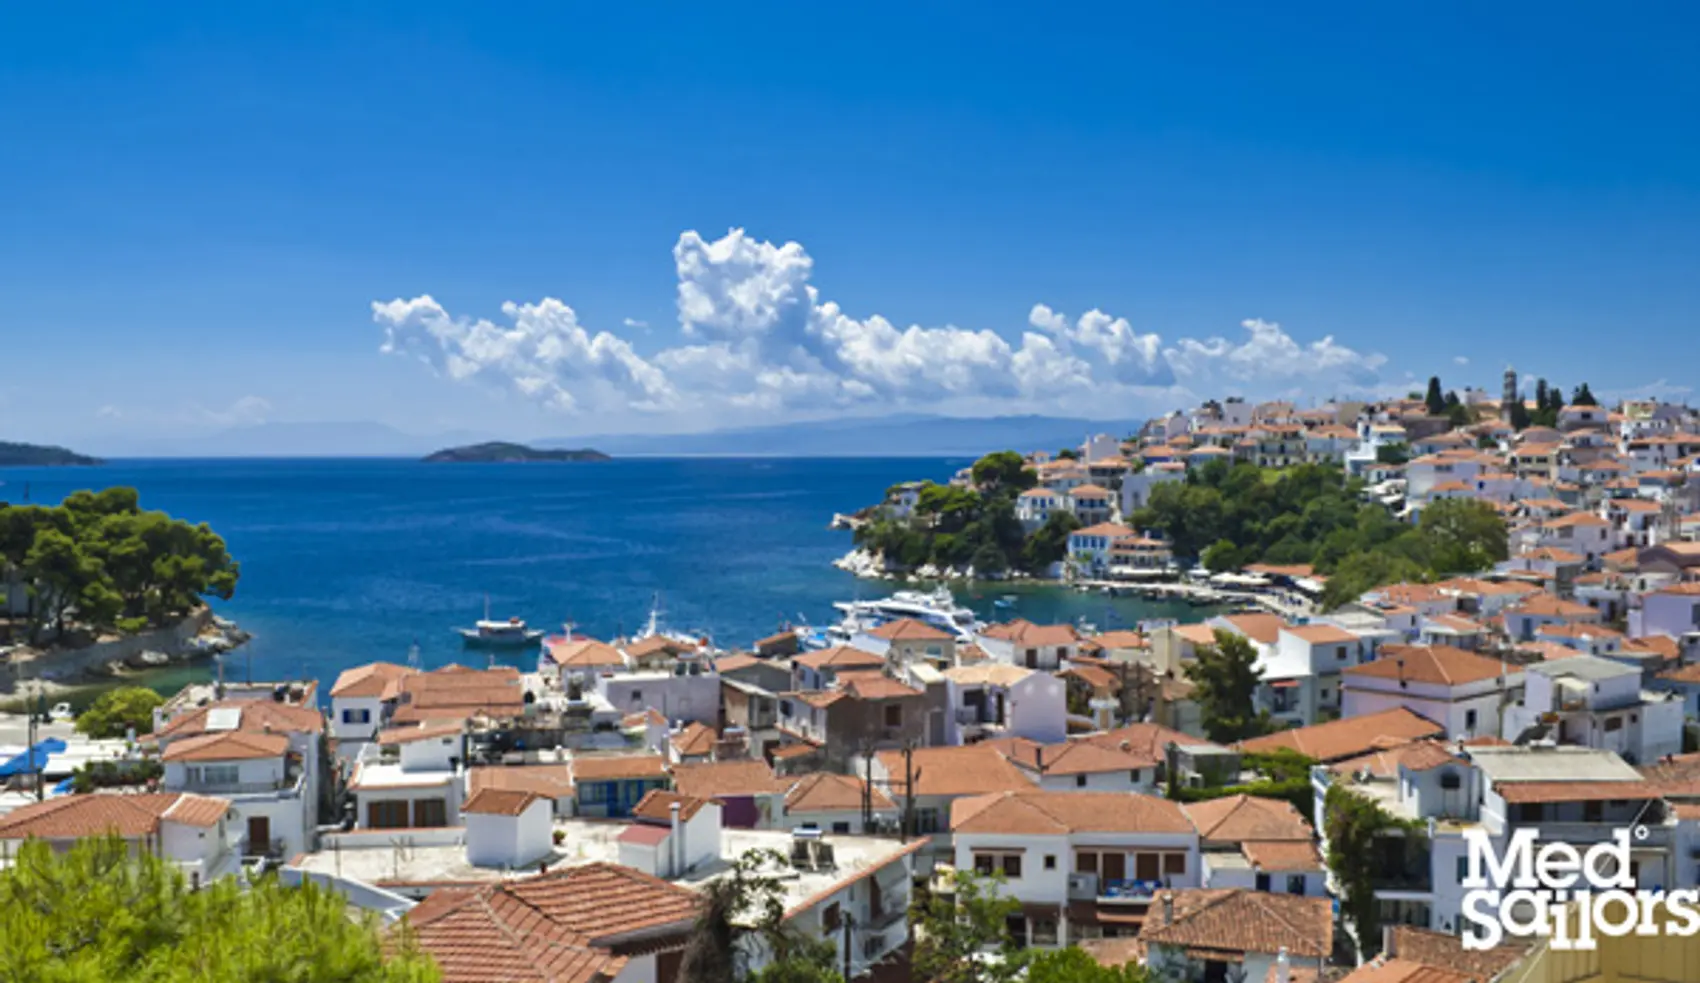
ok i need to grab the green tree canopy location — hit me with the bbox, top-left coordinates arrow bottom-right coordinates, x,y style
679,850 -> 839,983
911,869 -> 1021,983
1184,629 -> 1268,744
1019,947 -> 1153,983
0,836 -> 437,982
1572,382 -> 1598,406
1423,376 -> 1446,416
0,490 -> 240,645
969,451 -> 1037,496
75,686 -> 165,738
1418,498 -> 1509,575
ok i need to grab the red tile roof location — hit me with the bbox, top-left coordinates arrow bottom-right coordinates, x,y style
951,789 -> 1193,835
331,662 -> 415,699
462,788 -> 545,817
670,760 -> 789,799
0,792 -> 230,839
1183,794 -> 1312,842
161,730 -> 289,762
630,789 -> 713,823
1138,889 -> 1332,959
784,772 -> 893,813
1236,708 -> 1444,763
1343,645 -> 1514,687
791,645 -> 885,670
569,754 -> 667,782
867,618 -> 954,642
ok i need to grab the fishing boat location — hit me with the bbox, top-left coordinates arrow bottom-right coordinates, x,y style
455,598 -> 545,648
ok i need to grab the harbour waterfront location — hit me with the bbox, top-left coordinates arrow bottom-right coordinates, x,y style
1,457 -> 1215,694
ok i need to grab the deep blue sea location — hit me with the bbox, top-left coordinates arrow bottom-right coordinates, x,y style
0,458 -> 1210,695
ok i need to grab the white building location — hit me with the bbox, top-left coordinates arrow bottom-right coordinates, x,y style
950,789 -> 1200,946
940,663 -> 1068,745
1340,644 -> 1521,741
350,720 -> 466,831
1139,889 -> 1333,983
974,621 -> 1082,672
462,788 -> 553,869
0,792 -> 243,884
1504,656 -> 1684,765
328,661 -> 414,746
616,790 -> 723,878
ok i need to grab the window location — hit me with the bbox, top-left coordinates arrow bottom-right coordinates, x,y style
974,853 -> 997,876
884,704 -> 902,728
580,783 -> 607,804
1287,875 -> 1306,895
1003,854 -> 1022,878
780,700 -> 793,718
341,708 -> 371,724
972,851 -> 1022,878
1457,857 -> 1469,883
822,903 -> 841,931
1076,774 -> 1088,788
1075,851 -> 1098,874
1044,854 -> 1057,870
1163,853 -> 1185,876
832,822 -> 850,834
1255,873 -> 1270,892
630,689 -> 642,704
367,800 -> 409,829
1464,709 -> 1478,731
1604,717 -> 1623,732
1336,646 -> 1347,661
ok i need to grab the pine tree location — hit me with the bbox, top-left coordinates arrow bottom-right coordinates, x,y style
1424,376 -> 1446,416
1572,382 -> 1598,407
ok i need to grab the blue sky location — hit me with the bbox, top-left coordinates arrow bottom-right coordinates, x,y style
4,3 -> 1699,447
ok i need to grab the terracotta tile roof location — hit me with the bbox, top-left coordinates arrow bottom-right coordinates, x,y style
1059,664 -> 1118,691
989,736 -> 1151,775
392,666 -> 526,724
630,789 -> 713,822
569,754 -> 667,783
1331,740 -> 1463,778
0,792 -> 229,839
1625,635 -> 1681,661
1071,522 -> 1137,539
944,663 -> 1036,687
1495,780 -> 1661,803
376,720 -> 465,745
1339,959 -> 1472,983
1376,583 -> 1448,605
1240,839 -> 1324,871
1236,708 -> 1444,763
404,863 -> 699,983
951,789 -> 1193,835
462,788 -> 545,817
624,635 -> 691,660
791,645 -> 885,670
162,730 -> 289,762
867,618 -> 953,642
622,708 -> 666,729
1068,483 -> 1113,497
669,722 -> 717,758
1507,595 -> 1598,619
837,672 -> 924,700
1138,889 -> 1332,959
1385,925 -> 1529,981
670,760 -> 789,799
1343,645 -> 1514,687
784,772 -> 893,813
154,699 -> 324,740
1183,794 -> 1313,842
876,744 -> 1033,797
469,764 -> 575,799
547,638 -> 627,669
1222,613 -> 1284,645
331,661 -> 415,699
713,654 -> 759,673
1283,623 -> 1359,645
1078,722 -> 1217,762
1091,630 -> 1150,650
1514,640 -> 1589,662
979,620 -> 1081,646
617,823 -> 672,848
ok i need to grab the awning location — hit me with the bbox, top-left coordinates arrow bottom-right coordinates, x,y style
1267,679 -> 1301,690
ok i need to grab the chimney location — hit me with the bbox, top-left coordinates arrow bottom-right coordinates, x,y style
1274,947 -> 1290,983
1035,747 -> 1045,773
1161,891 -> 1173,925
670,801 -> 683,877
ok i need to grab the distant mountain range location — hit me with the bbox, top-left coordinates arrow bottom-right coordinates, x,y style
78,414 -> 1134,458
0,440 -> 103,466
548,414 -> 1135,457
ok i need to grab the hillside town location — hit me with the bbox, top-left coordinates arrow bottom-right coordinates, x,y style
8,377 -> 1700,983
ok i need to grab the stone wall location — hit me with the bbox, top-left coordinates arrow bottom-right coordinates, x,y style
0,607 -> 214,695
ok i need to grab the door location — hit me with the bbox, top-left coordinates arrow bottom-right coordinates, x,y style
1100,851 -> 1126,888
246,815 -> 271,856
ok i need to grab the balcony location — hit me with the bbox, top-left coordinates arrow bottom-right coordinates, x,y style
1099,878 -> 1164,903
177,769 -> 305,798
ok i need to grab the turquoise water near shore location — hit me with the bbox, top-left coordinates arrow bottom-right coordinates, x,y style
1,458 -> 1212,694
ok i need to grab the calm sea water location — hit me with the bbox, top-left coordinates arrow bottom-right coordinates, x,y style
1,458 -> 1210,695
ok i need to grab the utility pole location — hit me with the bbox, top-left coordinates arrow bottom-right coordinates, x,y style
841,911 -> 855,981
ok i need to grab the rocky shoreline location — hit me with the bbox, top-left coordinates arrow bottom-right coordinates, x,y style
832,547 -> 1043,585
1,609 -> 251,700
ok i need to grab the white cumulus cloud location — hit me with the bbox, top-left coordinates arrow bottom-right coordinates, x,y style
376,229 -> 1394,420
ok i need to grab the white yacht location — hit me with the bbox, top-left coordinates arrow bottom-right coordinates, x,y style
455,597 -> 545,648
825,586 -> 981,645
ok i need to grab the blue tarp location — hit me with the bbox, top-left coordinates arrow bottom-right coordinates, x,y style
0,738 -> 67,777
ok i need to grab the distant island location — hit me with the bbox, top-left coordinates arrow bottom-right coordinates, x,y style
0,440 -> 102,467
423,441 -> 610,463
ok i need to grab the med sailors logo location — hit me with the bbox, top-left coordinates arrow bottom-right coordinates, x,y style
1460,825 -> 1700,950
